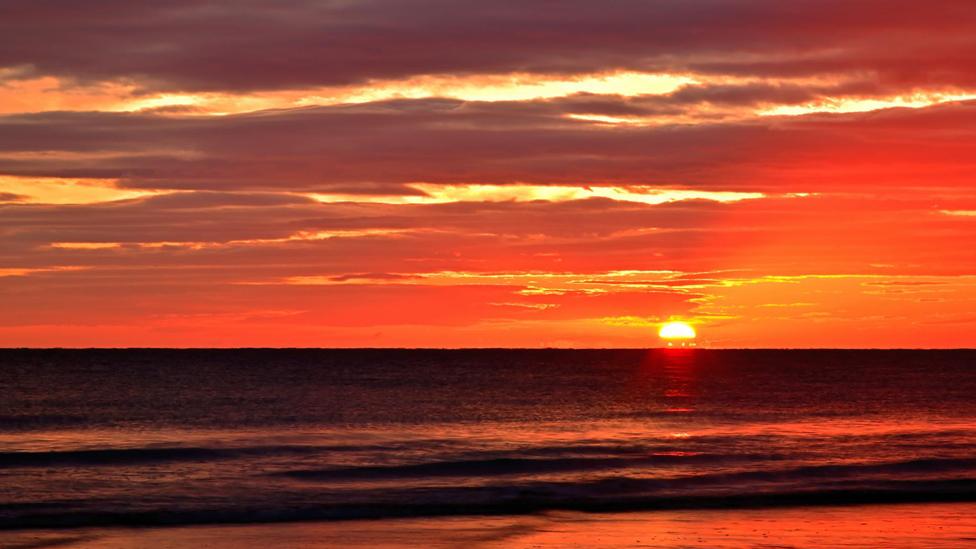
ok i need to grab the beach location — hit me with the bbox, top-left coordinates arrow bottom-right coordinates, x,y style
5,503 -> 976,548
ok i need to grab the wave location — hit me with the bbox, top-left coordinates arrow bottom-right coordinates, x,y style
0,438 -> 792,471
277,452 -> 783,480
2,479 -> 975,530
0,445 -> 334,468
0,442 -> 681,469
0,414 -> 91,431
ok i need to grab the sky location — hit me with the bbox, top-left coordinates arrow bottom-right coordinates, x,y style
1,0 -> 975,348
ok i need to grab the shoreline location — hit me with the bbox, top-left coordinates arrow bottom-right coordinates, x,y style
3,486 -> 976,531
3,501 -> 976,549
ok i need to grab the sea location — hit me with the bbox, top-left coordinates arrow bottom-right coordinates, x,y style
1,349 -> 975,546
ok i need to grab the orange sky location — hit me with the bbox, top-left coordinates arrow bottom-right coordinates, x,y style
1,1 -> 975,348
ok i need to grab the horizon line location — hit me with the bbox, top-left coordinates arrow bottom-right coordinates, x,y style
2,347 -> 975,351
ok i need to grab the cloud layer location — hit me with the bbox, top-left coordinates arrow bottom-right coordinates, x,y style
1,1 -> 975,347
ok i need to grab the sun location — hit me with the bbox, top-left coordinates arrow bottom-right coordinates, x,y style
658,321 -> 696,343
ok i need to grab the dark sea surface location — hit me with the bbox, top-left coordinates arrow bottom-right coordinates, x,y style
1,349 -> 975,530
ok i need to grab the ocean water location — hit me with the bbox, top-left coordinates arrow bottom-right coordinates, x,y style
1,349 -> 975,531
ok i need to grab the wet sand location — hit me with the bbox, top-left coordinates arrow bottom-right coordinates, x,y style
4,502 -> 976,549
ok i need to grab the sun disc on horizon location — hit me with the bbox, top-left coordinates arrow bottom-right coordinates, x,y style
658,321 -> 696,341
